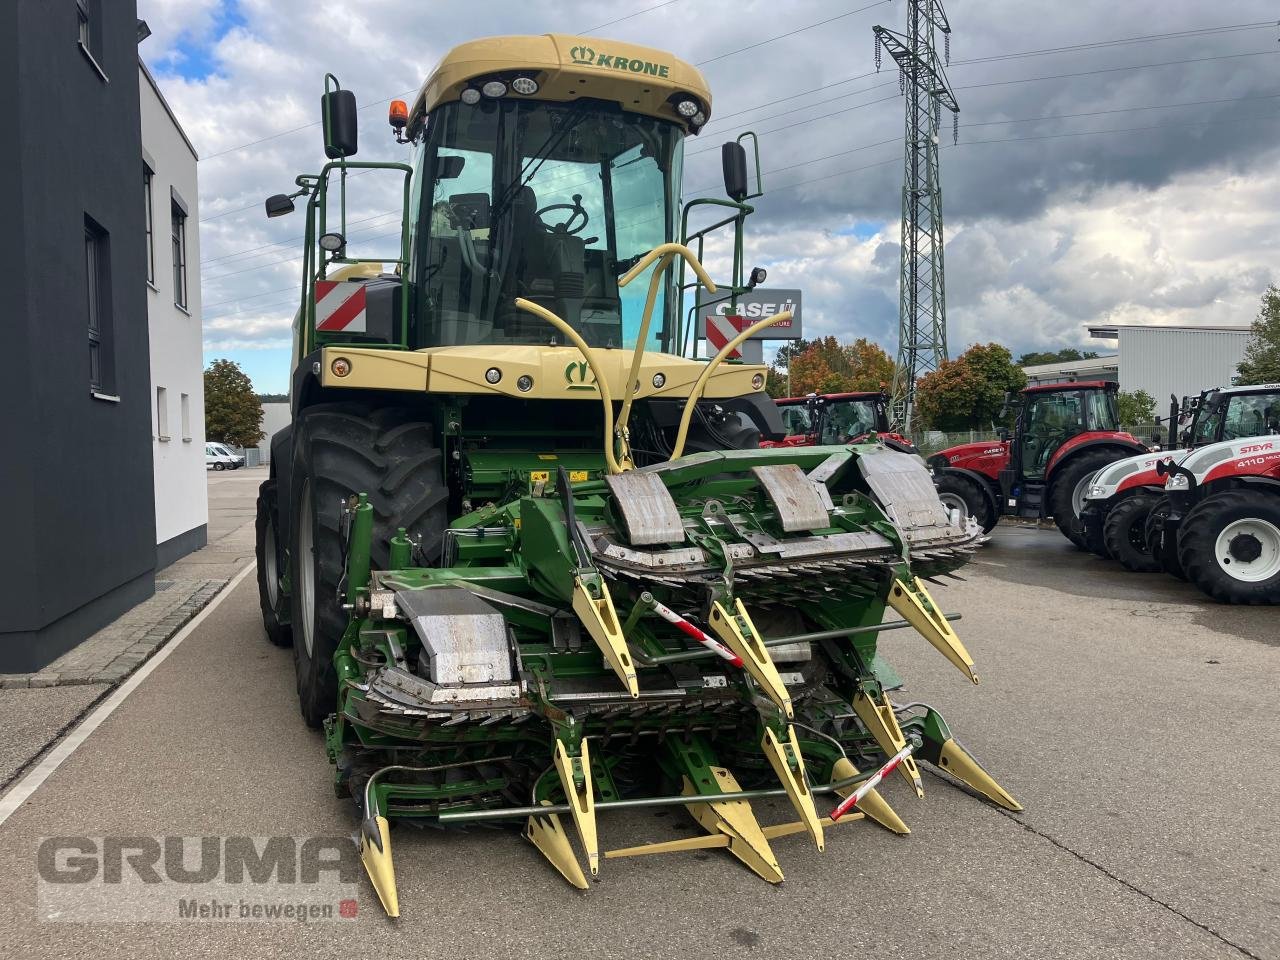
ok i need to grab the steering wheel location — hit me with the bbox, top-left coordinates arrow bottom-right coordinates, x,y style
537,194 -> 589,235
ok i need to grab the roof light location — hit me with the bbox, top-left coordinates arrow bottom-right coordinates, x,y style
692,110 -> 706,126
460,87 -> 481,105
485,367 -> 502,384
388,99 -> 408,130
511,76 -> 539,95
481,80 -> 507,98
675,98 -> 699,117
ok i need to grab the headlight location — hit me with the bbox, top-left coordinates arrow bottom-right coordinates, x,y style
511,76 -> 539,95
1165,474 -> 1189,490
460,88 -> 481,105
485,367 -> 502,384
675,98 -> 699,117
1088,484 -> 1106,499
481,80 -> 508,98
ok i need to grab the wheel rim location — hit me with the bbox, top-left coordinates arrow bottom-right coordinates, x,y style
938,491 -> 968,519
1071,473 -> 1094,518
264,519 -> 279,610
1214,518 -> 1280,583
298,480 -> 316,656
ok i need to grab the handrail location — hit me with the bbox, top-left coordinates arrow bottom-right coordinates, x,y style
615,243 -> 718,446
669,310 -> 793,460
513,298 -> 625,475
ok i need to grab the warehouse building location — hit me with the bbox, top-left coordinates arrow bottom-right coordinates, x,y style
1086,323 -> 1253,404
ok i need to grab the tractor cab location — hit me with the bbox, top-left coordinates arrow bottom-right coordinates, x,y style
1186,385 -> 1280,446
1014,382 -> 1121,482
771,391 -> 888,446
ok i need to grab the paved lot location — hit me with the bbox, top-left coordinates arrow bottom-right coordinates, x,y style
0,489 -> 1275,958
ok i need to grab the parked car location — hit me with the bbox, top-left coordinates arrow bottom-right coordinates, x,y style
209,442 -> 245,469
206,444 -> 238,471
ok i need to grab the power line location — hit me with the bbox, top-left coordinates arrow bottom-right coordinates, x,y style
695,1 -> 891,67
959,91 -> 1280,129
201,210 -> 401,266
955,48 -> 1280,93
585,0 -> 681,32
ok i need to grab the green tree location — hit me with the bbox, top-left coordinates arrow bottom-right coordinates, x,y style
205,359 -> 264,448
1116,389 -> 1156,427
1236,285 -> 1280,385
916,342 -> 1027,431
770,336 -> 895,397
1017,347 -> 1100,366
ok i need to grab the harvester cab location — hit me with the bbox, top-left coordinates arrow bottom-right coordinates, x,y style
253,34 -> 1007,916
1077,383 -> 1280,573
929,380 -> 1146,543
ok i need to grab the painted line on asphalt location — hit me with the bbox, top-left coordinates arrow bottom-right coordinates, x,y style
0,560 -> 257,829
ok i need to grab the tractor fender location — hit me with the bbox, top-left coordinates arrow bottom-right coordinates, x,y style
1044,435 -> 1147,482
931,465 -> 1000,520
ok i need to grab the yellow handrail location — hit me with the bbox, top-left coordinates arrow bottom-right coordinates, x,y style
669,311 -> 793,461
514,297 -> 625,475
614,243 -> 717,448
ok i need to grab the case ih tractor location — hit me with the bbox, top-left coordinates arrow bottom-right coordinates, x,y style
1155,433 -> 1280,602
253,36 -> 1011,916
1078,385 -> 1280,572
927,381 -> 1146,542
766,391 -> 916,452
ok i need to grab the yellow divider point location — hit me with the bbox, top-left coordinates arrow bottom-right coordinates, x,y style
938,738 -> 1023,811
683,767 -> 784,883
761,725 -> 824,852
830,756 -> 910,835
526,801 -> 590,889
572,577 -> 639,698
359,815 -> 400,918
709,599 -> 792,718
554,738 -> 600,875
887,577 -> 979,684
852,689 -> 925,798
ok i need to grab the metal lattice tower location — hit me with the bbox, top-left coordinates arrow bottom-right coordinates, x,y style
875,1 -> 959,432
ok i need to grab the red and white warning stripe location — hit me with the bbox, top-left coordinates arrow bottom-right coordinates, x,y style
704,314 -> 747,359
650,600 -> 744,667
314,280 -> 367,333
829,743 -> 915,821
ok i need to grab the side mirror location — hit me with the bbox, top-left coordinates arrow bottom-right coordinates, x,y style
322,88 -> 359,159
265,194 -> 295,218
722,141 -> 749,202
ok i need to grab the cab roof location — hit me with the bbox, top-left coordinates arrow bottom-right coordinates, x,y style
776,391 -> 883,405
1022,380 -> 1116,394
409,34 -> 712,134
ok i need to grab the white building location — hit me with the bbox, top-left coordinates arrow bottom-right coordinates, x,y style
1087,323 -> 1252,406
141,61 -> 208,568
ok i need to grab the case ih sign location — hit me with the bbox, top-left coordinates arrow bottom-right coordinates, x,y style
699,289 -> 802,359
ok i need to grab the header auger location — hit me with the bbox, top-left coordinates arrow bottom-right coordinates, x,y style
253,33 -> 1016,917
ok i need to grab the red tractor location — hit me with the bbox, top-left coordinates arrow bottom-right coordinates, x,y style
926,381 -> 1147,543
766,391 -> 916,452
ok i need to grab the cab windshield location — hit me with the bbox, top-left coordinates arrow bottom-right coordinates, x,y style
821,398 -> 880,443
1194,392 -> 1280,443
413,99 -> 684,350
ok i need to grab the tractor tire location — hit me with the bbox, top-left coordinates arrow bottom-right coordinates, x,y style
934,473 -> 996,533
1178,490 -> 1280,604
255,479 -> 292,647
1144,498 -> 1186,581
289,405 -> 449,727
1103,493 -> 1161,573
1049,449 -> 1119,549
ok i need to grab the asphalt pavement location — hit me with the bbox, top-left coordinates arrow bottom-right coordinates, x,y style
0,505 -> 1275,959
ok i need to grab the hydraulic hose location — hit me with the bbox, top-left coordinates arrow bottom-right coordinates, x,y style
669,310 -> 793,460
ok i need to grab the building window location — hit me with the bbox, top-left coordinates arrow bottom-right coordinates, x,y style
144,169 -> 155,286
85,216 -> 113,393
77,0 -> 90,47
180,393 -> 192,441
171,203 -> 188,309
156,386 -> 169,441
77,0 -> 106,78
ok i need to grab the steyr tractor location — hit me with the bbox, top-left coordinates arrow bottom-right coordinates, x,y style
1078,385 -> 1280,573
765,391 -> 916,452
253,35 -> 1010,916
927,381 -> 1146,542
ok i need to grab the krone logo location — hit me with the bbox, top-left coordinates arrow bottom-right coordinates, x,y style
565,360 -> 597,392
570,44 -> 595,64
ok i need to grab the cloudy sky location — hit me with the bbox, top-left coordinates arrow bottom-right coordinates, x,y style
136,0 -> 1280,393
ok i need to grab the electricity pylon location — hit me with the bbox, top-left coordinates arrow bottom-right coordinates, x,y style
875,0 -> 959,432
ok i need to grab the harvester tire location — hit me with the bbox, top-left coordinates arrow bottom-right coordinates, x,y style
1144,498 -> 1186,580
1103,493 -> 1161,573
934,473 -> 996,533
1178,490 -> 1280,604
289,405 -> 449,727
255,480 -> 291,647
1049,449 -> 1118,549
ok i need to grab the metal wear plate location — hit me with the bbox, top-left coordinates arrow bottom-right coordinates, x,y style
605,470 -> 686,545
393,587 -> 514,686
856,448 -> 950,536
751,464 -> 831,532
